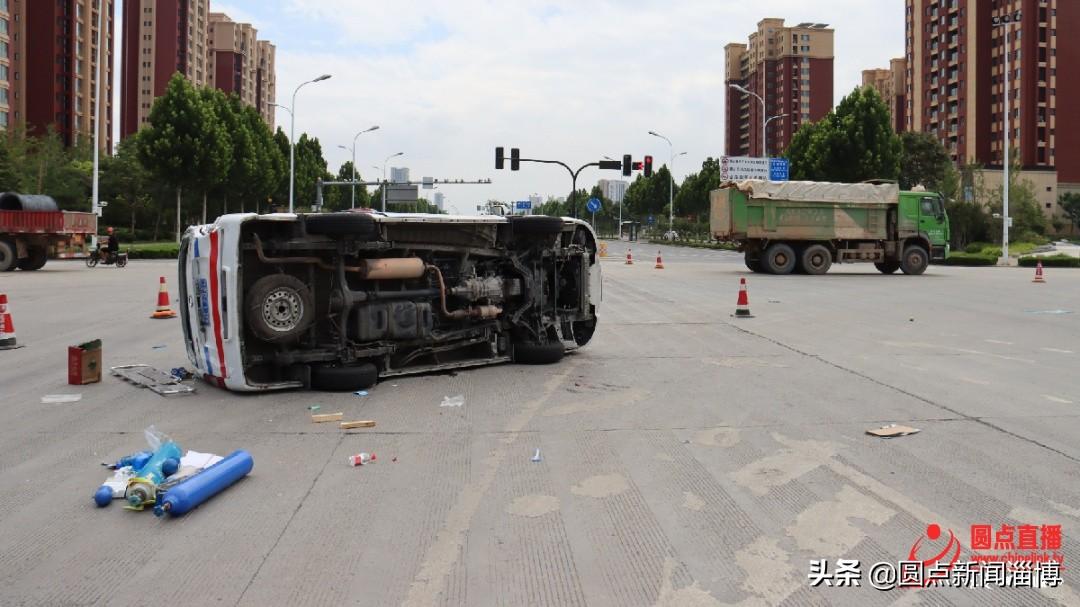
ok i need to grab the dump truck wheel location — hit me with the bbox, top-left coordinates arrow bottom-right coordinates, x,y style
246,274 -> 316,343
900,246 -> 929,275
800,244 -> 832,275
513,342 -> 565,364
17,246 -> 47,271
311,363 -> 378,392
875,261 -> 900,274
744,252 -> 763,273
0,239 -> 15,272
763,243 -> 796,275
305,213 -> 379,239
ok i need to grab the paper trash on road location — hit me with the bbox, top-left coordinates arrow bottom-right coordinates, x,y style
440,395 -> 465,408
180,450 -> 224,469
41,394 -> 82,404
866,424 -> 921,438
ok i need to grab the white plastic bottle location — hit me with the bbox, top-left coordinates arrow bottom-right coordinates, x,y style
348,452 -> 377,466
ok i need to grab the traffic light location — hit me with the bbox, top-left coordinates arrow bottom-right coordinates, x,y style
643,155 -> 653,177
622,154 -> 632,177
632,161 -> 643,171
510,148 -> 520,171
495,147 -> 504,170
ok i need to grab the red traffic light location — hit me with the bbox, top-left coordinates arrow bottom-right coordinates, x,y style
643,155 -> 653,177
632,162 -> 643,171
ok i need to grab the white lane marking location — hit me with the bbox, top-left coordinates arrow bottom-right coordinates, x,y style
958,377 -> 990,385
1042,395 -> 1074,404
985,339 -> 1014,345
1042,348 -> 1075,354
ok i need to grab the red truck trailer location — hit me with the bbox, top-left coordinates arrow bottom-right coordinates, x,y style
0,193 -> 97,271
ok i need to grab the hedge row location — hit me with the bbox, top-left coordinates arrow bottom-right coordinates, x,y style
1019,254 -> 1080,268
943,252 -> 998,266
124,246 -> 179,260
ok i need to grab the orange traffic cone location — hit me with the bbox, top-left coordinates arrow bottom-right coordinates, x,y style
655,250 -> 664,270
0,293 -> 21,349
625,248 -> 634,265
732,278 -> 753,318
151,276 -> 177,319
1032,260 -> 1046,283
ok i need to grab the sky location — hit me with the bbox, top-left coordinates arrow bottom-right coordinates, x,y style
116,0 -> 906,212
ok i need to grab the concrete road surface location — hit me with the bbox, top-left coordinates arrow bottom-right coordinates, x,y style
1,253 -> 1079,606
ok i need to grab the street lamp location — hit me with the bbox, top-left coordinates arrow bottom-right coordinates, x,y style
287,74 -> 332,213
729,83 -> 768,158
337,125 -> 379,209
648,131 -> 685,235
992,9 -> 1020,265
379,152 -> 404,211
764,113 -> 788,157
603,156 -> 625,235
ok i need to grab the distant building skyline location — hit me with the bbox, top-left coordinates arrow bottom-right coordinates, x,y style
597,179 -> 628,203
390,166 -> 410,183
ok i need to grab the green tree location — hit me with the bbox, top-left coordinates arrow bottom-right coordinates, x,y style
205,92 -> 254,217
673,157 -> 722,219
899,132 -> 951,191
0,139 -> 23,192
787,86 -> 900,183
195,87 -> 234,222
292,134 -> 329,211
332,161 -> 370,210
1059,192 -> 1080,234
138,73 -> 230,241
238,104 -> 285,213
100,134 -> 157,239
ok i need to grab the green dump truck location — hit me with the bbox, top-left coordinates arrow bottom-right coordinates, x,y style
710,180 -> 949,275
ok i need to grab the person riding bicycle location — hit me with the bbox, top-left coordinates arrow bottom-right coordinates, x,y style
99,227 -> 119,263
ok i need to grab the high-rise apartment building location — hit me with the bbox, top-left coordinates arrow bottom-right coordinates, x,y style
724,19 -> 834,158
121,0 -> 210,138
7,0 -> 114,152
905,0 -> 1079,183
390,167 -> 410,184
597,179 -> 628,203
862,58 -> 907,133
207,13 -> 274,128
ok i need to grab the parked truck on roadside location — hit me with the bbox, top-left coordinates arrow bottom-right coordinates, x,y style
710,180 -> 949,275
0,193 -> 97,271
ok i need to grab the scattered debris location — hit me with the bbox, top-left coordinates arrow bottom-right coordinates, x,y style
909,318 -> 915,322
440,395 -> 465,408
41,394 -> 82,404
866,424 -> 921,438
340,420 -> 376,429
68,339 -> 102,385
111,365 -> 195,396
311,412 -> 344,423
308,405 -> 321,412
354,390 -> 369,397
170,367 -> 194,380
152,344 -> 168,350
348,452 -> 376,466
531,449 -> 542,463
768,299 -> 782,304
391,457 -> 398,463
154,450 -> 253,517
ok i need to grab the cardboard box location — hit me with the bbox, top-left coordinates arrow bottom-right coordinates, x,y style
68,339 -> 102,385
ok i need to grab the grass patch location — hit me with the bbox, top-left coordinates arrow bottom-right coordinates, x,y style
645,239 -> 737,251
125,241 -> 179,259
944,252 -> 999,266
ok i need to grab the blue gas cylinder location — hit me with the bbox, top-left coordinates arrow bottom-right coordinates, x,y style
154,450 -> 253,518
94,485 -> 113,507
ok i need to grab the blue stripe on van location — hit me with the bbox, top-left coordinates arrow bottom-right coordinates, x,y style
204,345 -> 214,376
194,239 -> 200,258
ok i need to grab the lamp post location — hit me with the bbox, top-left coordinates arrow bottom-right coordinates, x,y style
287,74 -> 331,213
764,113 -> 788,159
648,131 -> 685,235
336,126 -> 379,209
729,83 -> 768,158
377,152 -> 404,211
992,9 -> 1020,265
603,155 -> 624,238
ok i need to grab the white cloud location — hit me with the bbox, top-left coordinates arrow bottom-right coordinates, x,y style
228,1 -> 905,207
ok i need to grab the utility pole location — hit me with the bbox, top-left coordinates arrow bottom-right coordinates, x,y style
992,9 -> 1020,265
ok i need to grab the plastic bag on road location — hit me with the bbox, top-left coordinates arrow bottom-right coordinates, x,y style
440,395 -> 465,408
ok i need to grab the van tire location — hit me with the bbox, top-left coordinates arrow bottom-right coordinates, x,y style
763,243 -> 797,275
246,274 -> 316,343
800,244 -> 832,275
513,342 -> 565,364
900,246 -> 929,275
510,216 -> 564,236
305,213 -> 379,240
311,363 -> 379,392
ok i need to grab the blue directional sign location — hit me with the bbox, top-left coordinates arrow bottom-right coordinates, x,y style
646,215 -> 656,225
769,158 -> 790,182
586,197 -> 601,213
515,200 -> 532,210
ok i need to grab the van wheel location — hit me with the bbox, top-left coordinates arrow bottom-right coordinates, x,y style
17,246 -> 47,271
513,342 -> 565,364
900,246 -> 929,275
763,243 -> 796,274
246,274 -> 316,343
874,261 -> 900,274
311,363 -> 378,392
799,244 -> 832,275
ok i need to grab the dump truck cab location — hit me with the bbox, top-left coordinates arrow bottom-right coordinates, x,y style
898,190 -> 950,261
